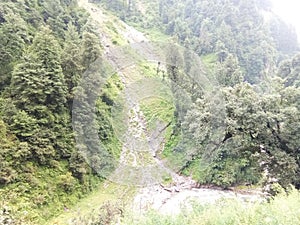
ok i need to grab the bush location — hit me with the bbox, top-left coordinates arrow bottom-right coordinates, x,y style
69,201 -> 124,225
57,172 -> 77,192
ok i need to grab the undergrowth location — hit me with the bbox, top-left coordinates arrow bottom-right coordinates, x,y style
123,188 -> 300,225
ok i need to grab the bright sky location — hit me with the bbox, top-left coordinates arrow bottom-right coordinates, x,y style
271,0 -> 300,40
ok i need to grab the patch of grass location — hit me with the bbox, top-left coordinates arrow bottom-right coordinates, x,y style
103,21 -> 127,46
103,73 -> 124,101
105,135 -> 122,159
201,53 -> 218,73
161,174 -> 172,186
139,94 -> 187,174
140,97 -> 174,129
47,182 -> 136,225
161,131 -> 180,158
141,27 -> 170,43
96,73 -> 124,159
126,20 -> 170,43
138,62 -> 159,78
201,53 -> 217,64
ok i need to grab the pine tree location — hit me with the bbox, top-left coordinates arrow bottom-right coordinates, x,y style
61,23 -> 83,108
81,31 -> 102,69
0,11 -> 28,89
10,27 -> 70,162
11,26 -> 67,114
216,54 -> 243,87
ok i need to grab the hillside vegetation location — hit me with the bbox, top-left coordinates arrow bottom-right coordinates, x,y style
0,0 -> 117,223
0,0 -> 300,224
103,0 -> 300,189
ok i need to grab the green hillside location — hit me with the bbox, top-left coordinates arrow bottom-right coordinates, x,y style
0,0 -> 300,224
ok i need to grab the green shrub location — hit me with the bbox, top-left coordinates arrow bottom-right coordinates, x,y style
57,172 -> 77,192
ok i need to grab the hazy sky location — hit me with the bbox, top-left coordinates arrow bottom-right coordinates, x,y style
271,0 -> 300,39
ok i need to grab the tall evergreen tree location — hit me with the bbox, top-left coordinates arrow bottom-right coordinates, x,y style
0,11 -> 28,89
62,23 -> 83,108
10,27 -> 70,162
11,26 -> 67,114
81,31 -> 102,69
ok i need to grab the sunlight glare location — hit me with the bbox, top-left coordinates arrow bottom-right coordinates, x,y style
271,0 -> 300,39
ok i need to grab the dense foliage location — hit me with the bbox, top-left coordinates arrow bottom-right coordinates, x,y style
0,0 -> 120,223
1,0 -> 300,224
98,0 -> 300,189
98,0 -> 299,82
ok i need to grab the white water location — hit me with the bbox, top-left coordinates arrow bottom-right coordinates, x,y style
78,0 -> 264,216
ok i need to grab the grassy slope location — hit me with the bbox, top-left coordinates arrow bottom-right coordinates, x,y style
48,182 -> 135,225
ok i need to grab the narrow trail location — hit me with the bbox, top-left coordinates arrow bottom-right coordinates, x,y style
76,0 -> 264,217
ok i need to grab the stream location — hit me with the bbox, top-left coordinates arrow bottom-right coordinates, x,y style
77,0 -> 264,217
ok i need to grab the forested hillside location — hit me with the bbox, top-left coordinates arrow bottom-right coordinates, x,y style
0,0 -> 300,224
101,0 -> 300,189
0,0 -> 114,223
99,0 -> 299,82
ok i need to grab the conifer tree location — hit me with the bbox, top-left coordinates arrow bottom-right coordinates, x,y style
10,27 -> 70,162
62,23 -> 83,108
0,12 -> 28,89
11,27 -> 67,114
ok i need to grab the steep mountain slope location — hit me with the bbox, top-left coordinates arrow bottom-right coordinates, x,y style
51,1 -> 266,223
1,0 -> 300,224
